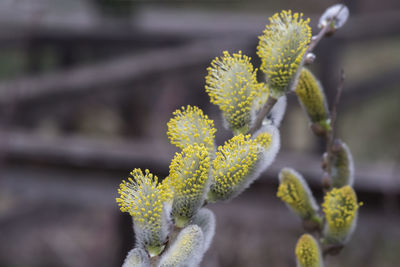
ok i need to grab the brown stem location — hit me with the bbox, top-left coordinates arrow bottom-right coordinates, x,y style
322,69 -> 345,188
305,25 -> 331,56
150,255 -> 160,267
318,70 -> 346,260
247,96 -> 277,135
330,69 -> 345,138
323,244 -> 344,257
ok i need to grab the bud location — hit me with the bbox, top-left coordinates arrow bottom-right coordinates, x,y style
331,140 -> 354,188
205,51 -> 267,135
319,4 -> 349,30
168,144 -> 210,227
159,225 -> 204,267
277,168 -> 320,223
167,105 -> 216,156
257,10 -> 311,97
295,234 -> 323,267
295,68 -> 331,133
322,186 -> 360,244
122,248 -> 150,267
116,169 -> 173,256
192,208 -> 216,253
207,133 -> 274,202
304,53 -> 316,64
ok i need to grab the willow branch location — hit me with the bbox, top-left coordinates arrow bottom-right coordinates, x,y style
247,96 -> 277,135
305,25 -> 331,56
322,69 -> 345,190
323,244 -> 344,257
329,69 -> 345,138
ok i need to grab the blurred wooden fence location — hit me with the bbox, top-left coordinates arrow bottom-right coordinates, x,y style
0,5 -> 400,267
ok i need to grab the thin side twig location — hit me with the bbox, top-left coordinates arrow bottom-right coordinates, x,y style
322,69 -> 345,190
330,69 -> 345,138
323,244 -> 344,257
305,25 -> 331,55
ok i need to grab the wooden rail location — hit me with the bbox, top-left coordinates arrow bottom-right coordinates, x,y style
1,130 -> 399,193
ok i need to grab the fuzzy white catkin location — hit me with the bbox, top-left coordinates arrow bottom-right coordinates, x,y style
192,208 -> 216,253
277,168 -> 319,220
159,225 -> 204,267
253,124 -> 281,173
331,141 -> 354,188
208,126 -> 280,202
116,169 -> 173,256
168,144 -> 211,227
122,248 -> 150,267
319,4 -> 349,29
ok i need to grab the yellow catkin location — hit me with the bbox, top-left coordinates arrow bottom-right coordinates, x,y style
322,185 -> 360,242
168,144 -> 210,226
205,51 -> 267,134
277,168 -> 318,220
254,132 -> 273,150
257,10 -> 311,97
295,234 -> 322,267
116,169 -> 173,248
295,68 -> 330,125
208,133 -> 271,201
253,84 -> 271,112
167,105 -> 216,155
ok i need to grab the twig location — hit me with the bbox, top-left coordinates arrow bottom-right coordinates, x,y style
247,96 -> 277,135
323,69 -> 345,184
323,244 -> 344,257
305,25 -> 331,56
330,69 -> 345,136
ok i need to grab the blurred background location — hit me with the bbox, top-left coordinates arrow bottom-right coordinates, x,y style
0,0 -> 399,266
